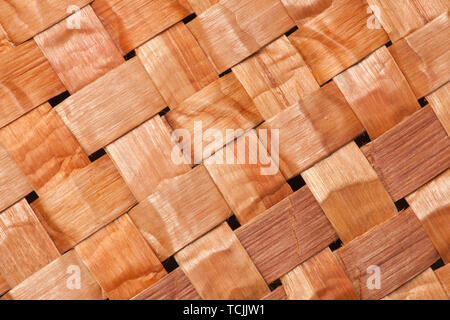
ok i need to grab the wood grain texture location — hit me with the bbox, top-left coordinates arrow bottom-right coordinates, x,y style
260,81 -> 364,179
137,22 -> 218,107
335,210 -> 440,300
302,142 -> 397,244
132,268 -> 201,300
232,35 -> 320,120
362,107 -> 450,201
176,223 -> 270,300
335,46 -> 420,139
92,0 -> 191,55
187,0 -> 295,73
406,170 -> 450,263
0,199 -> 60,287
0,40 -> 65,129
0,0 -> 91,44
366,0 -> 450,42
205,130 -> 292,224
166,73 -> 263,164
261,286 -> 287,300
186,0 -> 218,14
436,264 -> 450,297
2,250 -> 105,300
55,58 -> 166,155
106,115 -> 191,202
129,165 -> 231,261
288,0 -> 389,84
31,156 -> 136,252
389,12 -> 450,98
427,82 -> 450,136
0,144 -> 32,212
0,25 -> 13,53
281,248 -> 358,300
0,274 -> 8,296
235,187 -> 338,283
34,5 -> 124,94
281,0 -> 334,26
0,103 -> 90,194
76,214 -> 166,300
383,269 -> 448,300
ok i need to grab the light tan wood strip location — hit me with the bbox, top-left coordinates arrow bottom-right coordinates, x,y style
389,12 -> 450,98
34,5 -> 124,94
106,115 -> 191,202
281,248 -> 358,300
281,0 -> 334,26
186,0 -> 218,14
335,46 -> 420,139
205,130 -> 292,224
288,0 -> 389,84
427,82 -> 450,136
0,24 -> 13,53
406,170 -> 450,263
232,35 -> 320,120
0,103 -> 90,194
366,0 -> 450,42
383,269 -> 448,300
302,142 -> 397,244
260,81 -> 364,179
0,0 -> 91,44
0,40 -> 65,129
2,251 -> 105,300
76,214 -> 166,300
176,223 -> 270,300
235,187 -> 338,283
137,22 -> 218,107
31,156 -> 136,252
436,264 -> 450,297
132,268 -> 201,300
335,210 -> 440,300
261,286 -> 288,300
0,199 -> 60,287
55,58 -> 166,155
92,0 -> 192,55
187,0 -> 295,73
129,165 -> 231,261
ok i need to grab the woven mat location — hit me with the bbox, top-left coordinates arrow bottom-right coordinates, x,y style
0,0 -> 449,300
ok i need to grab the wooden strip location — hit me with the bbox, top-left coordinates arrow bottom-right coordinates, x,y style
2,251 -> 105,300
302,142 -> 397,244
187,0 -> 295,73
92,0 -> 191,55
235,187 -> 338,283
406,170 -> 450,263
205,130 -> 293,224
281,0 -> 334,26
132,268 -> 201,300
427,82 -> 450,136
166,73 -> 263,164
362,107 -> 450,201
137,22 -> 218,107
389,12 -> 450,98
335,46 -> 420,139
288,0 -> 389,84
232,35 -> 320,120
281,248 -> 358,300
129,165 -> 231,261
106,115 -> 191,202
55,58 -> 166,155
0,0 -> 91,44
0,199 -> 60,287
0,40 -> 65,129
31,156 -> 136,252
366,0 -> 450,42
0,25 -> 13,53
335,210 -> 440,300
260,81 -> 364,179
76,214 -> 166,300
34,5 -> 124,94
0,144 -> 32,212
0,103 -> 90,194
435,264 -> 450,297
176,223 -> 270,300
186,0 -> 218,14
0,274 -> 8,296
383,269 -> 448,300
261,286 -> 287,300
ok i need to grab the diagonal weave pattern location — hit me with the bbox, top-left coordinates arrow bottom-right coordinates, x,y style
0,0 -> 449,300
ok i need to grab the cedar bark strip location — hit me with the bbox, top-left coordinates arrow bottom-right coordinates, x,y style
75,214 -> 167,300
176,223 -> 270,300
0,274 -> 8,296
436,264 -> 450,297
235,187 -> 338,283
186,0 -> 218,14
427,82 -> 450,136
